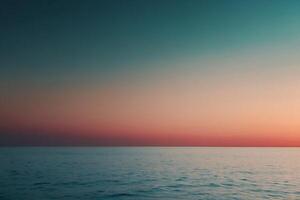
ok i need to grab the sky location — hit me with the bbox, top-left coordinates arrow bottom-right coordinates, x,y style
1,0 -> 300,146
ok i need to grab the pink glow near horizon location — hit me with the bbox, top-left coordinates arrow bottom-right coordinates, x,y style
1,52 -> 300,146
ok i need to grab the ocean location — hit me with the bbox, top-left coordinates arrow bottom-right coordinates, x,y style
0,147 -> 299,200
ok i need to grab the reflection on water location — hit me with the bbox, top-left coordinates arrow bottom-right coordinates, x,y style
0,147 -> 300,199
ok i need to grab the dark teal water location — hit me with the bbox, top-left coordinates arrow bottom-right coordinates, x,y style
0,147 -> 299,200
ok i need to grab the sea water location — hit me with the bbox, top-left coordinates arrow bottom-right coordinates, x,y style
0,147 -> 299,200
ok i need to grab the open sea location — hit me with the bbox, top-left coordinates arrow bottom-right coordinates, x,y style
0,147 -> 299,200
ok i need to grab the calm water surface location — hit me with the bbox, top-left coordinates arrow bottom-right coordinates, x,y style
0,147 -> 299,200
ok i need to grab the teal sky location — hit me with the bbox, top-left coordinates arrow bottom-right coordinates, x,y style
2,0 -> 300,84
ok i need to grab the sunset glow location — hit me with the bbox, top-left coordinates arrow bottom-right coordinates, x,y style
1,0 -> 300,146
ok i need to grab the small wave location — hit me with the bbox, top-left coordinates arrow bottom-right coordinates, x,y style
207,183 -> 221,188
105,193 -> 136,198
33,182 -> 50,186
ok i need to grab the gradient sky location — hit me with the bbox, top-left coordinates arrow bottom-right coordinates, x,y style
1,0 -> 300,146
